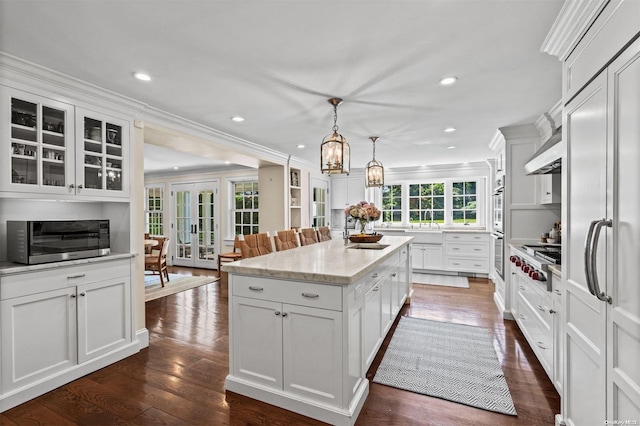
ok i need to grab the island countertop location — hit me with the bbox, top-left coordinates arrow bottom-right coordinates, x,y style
221,235 -> 413,285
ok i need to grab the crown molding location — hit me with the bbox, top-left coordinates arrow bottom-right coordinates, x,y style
488,129 -> 506,153
0,51 -> 315,170
541,0 -> 608,60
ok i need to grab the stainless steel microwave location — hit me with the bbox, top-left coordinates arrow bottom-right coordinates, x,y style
7,220 -> 110,265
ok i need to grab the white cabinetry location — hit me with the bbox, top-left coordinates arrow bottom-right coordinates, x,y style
330,175 -> 364,209
540,174 -> 560,204
444,232 -> 490,274
0,258 -> 133,408
550,269 -> 562,394
1,86 -> 130,199
560,33 -> 640,425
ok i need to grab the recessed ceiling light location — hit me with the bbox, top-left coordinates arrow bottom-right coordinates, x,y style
446,145 -> 456,149
231,116 -> 245,122
297,144 -> 305,149
173,166 -> 179,170
439,76 -> 458,86
224,161 -> 231,164
133,72 -> 152,82
444,127 -> 457,133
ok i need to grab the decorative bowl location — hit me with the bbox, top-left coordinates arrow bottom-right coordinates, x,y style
349,234 -> 383,243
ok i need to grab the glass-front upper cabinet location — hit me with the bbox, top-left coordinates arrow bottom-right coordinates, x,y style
1,87 -> 75,194
75,108 -> 129,198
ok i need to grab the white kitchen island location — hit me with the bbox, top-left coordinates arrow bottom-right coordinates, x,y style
222,235 -> 413,426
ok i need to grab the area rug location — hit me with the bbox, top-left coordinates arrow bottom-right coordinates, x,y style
145,275 -> 219,302
412,273 -> 469,288
373,317 -> 516,416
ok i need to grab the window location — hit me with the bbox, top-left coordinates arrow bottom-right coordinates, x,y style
312,186 -> 327,227
381,184 -> 402,223
379,178 -> 483,226
409,182 -> 445,223
233,181 -> 259,235
145,186 -> 164,235
452,181 -> 477,224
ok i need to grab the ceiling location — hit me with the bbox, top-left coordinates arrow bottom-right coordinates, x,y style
0,0 -> 564,174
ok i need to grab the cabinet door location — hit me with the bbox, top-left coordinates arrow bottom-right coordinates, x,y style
411,244 -> 425,270
363,283 -> 382,368
77,276 -> 131,364
380,272 -> 393,334
1,287 -> 77,392
424,245 -> 443,270
1,87 -> 75,194
75,107 -> 129,198
231,297 -> 283,390
563,71 -> 608,425
540,174 -> 560,204
282,303 -> 343,406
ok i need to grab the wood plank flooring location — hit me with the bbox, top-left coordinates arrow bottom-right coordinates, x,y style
1,270 -> 560,425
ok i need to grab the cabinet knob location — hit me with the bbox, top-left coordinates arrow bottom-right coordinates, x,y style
69,184 -> 75,189
546,192 -> 551,195
80,292 -> 86,297
70,294 -> 76,298
549,309 -> 556,314
78,184 -> 83,191
391,273 -> 397,277
282,312 -> 288,318
275,311 -> 281,316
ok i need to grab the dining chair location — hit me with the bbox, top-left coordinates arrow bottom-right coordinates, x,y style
239,232 -> 273,258
316,226 -> 332,242
144,238 -> 170,287
218,235 -> 243,271
274,229 -> 299,251
298,228 -> 319,246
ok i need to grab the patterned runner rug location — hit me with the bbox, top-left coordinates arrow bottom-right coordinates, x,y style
373,317 -> 517,416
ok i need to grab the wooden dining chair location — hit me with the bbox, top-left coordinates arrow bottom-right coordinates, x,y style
239,233 -> 273,258
274,229 -> 299,251
218,235 -> 243,271
145,238 -> 170,287
316,226 -> 332,242
298,228 -> 319,246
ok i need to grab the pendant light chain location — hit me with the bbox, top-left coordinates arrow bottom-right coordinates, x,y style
332,103 -> 339,132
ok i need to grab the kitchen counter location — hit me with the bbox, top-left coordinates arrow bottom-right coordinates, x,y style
222,235 -> 413,285
375,227 -> 488,234
548,264 -> 561,276
225,235 -> 412,426
0,252 -> 135,276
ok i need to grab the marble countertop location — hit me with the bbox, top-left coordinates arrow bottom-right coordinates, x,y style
0,252 -> 135,276
222,235 -> 413,285
375,228 -> 488,234
548,264 -> 561,276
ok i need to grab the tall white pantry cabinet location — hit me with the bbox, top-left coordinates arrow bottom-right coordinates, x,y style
544,1 -> 640,424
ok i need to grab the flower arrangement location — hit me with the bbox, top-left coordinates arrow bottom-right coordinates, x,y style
345,201 -> 381,234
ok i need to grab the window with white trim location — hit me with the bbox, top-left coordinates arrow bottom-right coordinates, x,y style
381,184 -> 402,223
233,180 -> 259,235
144,186 -> 164,235
452,181 -> 477,224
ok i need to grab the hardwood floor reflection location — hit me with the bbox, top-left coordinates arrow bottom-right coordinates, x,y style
1,275 -> 559,425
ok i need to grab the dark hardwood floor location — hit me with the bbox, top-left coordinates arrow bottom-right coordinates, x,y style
1,270 -> 560,425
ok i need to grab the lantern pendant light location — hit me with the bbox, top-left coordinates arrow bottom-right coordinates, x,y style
365,136 -> 384,187
320,98 -> 350,175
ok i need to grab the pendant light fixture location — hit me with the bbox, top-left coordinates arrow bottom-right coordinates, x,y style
365,136 -> 384,187
320,98 -> 350,175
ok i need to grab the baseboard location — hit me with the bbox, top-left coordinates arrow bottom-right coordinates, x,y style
136,327 -> 150,349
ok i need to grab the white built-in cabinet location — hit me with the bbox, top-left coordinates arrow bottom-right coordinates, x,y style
1,86 -> 129,198
330,175 -> 364,209
444,232 -> 490,274
539,174 -> 560,204
0,257 -> 134,410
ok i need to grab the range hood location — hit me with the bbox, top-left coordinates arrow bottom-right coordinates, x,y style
524,127 -> 562,175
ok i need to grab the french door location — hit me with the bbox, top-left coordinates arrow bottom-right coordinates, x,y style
171,181 -> 219,269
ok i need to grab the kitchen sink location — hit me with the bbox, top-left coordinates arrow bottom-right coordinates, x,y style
346,243 -> 390,250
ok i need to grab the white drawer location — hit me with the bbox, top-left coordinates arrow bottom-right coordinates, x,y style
516,293 -> 552,375
446,257 -> 489,273
232,275 -> 343,311
1,258 -> 130,300
446,242 -> 489,257
444,233 -> 489,243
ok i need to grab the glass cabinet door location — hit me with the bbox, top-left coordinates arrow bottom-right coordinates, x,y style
2,88 -> 74,193
76,108 -> 128,197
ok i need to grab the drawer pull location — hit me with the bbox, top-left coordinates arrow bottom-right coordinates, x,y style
452,248 -> 460,250
554,290 -> 562,295
474,248 -> 481,251
519,314 -> 525,320
373,286 -> 380,292
301,292 -> 319,299
248,286 -> 264,292
519,285 -> 525,290
67,274 -> 86,279
372,273 -> 379,278
536,304 -> 547,312
452,263 -> 460,266
474,264 -> 481,267
536,341 -> 548,350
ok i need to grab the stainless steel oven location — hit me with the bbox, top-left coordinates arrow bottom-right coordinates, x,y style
7,220 -> 110,264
